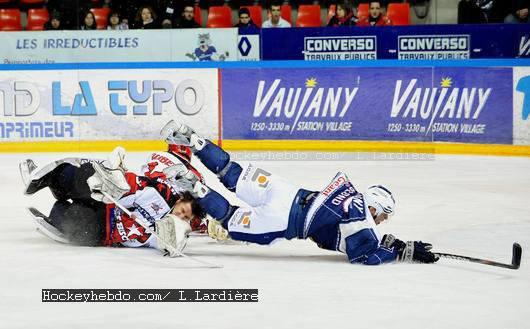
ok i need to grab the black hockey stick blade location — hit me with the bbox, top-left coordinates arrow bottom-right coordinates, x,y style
434,242 -> 522,270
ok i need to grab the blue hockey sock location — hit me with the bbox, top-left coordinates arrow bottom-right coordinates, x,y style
196,141 -> 242,192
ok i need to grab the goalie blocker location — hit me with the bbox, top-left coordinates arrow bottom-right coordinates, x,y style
20,152 -> 203,255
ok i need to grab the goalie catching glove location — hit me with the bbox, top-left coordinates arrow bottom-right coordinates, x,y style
155,214 -> 192,257
381,234 -> 439,264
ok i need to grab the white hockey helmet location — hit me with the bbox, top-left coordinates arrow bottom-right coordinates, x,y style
364,185 -> 396,221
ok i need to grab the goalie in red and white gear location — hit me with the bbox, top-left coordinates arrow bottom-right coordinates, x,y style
20,147 -> 205,256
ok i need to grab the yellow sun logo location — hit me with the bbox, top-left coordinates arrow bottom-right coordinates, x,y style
440,77 -> 453,88
305,78 -> 317,88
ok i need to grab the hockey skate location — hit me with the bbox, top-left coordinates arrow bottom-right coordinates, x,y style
27,207 -> 70,244
160,120 -> 207,151
160,120 -> 196,146
20,157 -> 83,196
19,159 -> 37,192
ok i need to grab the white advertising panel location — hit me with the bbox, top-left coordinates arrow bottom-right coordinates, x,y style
1,29 -> 238,64
513,67 -> 530,145
0,68 -> 219,142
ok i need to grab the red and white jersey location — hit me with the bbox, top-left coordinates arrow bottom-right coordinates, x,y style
141,148 -> 203,182
104,173 -> 185,248
141,148 -> 207,233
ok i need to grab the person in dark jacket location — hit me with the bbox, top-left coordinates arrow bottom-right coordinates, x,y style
79,11 -> 97,30
175,4 -> 201,28
458,0 -> 501,23
234,8 -> 259,28
327,1 -> 358,27
44,10 -> 63,30
134,6 -> 159,29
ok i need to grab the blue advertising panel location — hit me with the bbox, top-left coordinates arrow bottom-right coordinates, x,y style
261,24 -> 530,60
221,67 -> 513,144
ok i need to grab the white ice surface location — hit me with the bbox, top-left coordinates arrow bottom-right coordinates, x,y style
1,152 -> 529,329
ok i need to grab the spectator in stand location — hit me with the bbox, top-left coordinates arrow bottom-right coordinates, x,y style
357,1 -> 392,26
175,4 -> 201,28
155,0 -> 181,26
46,0 -> 91,29
161,18 -> 173,28
80,11 -> 97,30
505,0 -> 530,23
235,8 -> 259,28
107,10 -> 129,30
262,2 -> 291,28
44,10 -> 62,30
135,6 -> 159,29
458,0 -> 497,23
327,1 -> 358,26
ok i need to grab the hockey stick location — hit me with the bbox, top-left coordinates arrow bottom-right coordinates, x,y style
102,192 -> 222,269
434,243 -> 522,270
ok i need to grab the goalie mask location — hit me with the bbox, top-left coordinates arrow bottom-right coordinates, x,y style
364,185 -> 395,223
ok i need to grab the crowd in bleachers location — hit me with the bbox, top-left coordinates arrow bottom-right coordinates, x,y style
0,0 -> 528,31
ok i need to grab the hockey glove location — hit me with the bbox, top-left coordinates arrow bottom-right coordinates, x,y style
207,219 -> 230,241
398,241 -> 439,263
381,234 -> 439,264
156,214 -> 191,257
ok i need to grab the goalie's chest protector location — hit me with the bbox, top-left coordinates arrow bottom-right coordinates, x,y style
111,187 -> 172,248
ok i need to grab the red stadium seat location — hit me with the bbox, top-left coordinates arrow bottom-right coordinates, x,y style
0,9 -> 22,31
357,3 -> 369,20
281,5 -> 292,24
327,4 -> 336,23
207,6 -> 232,28
0,0 -> 14,3
90,7 -> 110,30
241,5 -> 262,27
296,5 -> 321,27
26,8 -> 49,30
387,3 -> 410,25
194,5 -> 202,26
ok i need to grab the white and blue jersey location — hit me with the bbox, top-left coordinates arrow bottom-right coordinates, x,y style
191,140 -> 400,265
285,172 -> 399,265
194,46 -> 217,61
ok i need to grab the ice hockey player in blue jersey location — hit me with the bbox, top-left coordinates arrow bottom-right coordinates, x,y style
161,121 -> 439,265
